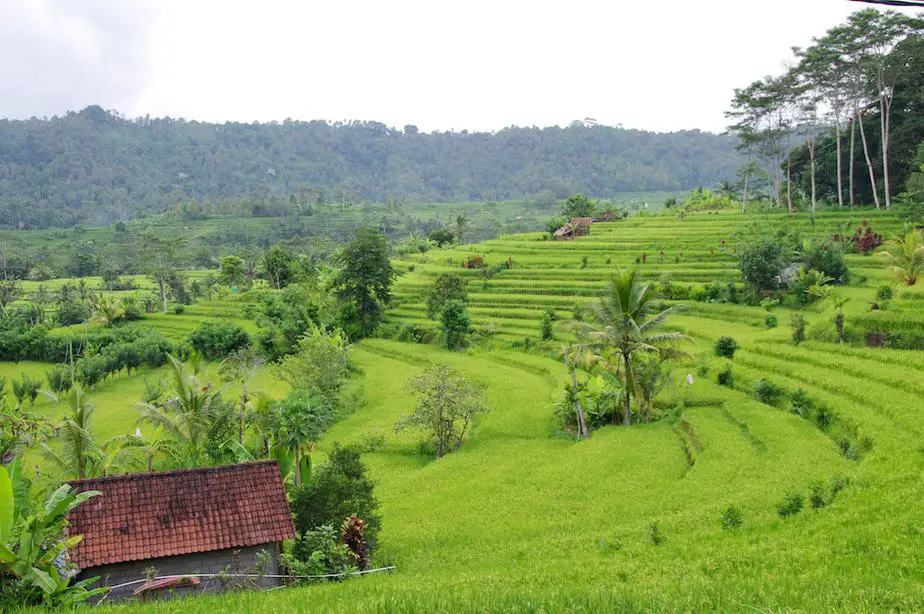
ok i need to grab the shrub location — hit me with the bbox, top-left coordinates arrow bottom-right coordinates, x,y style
45,364 -> 73,394
539,310 -> 554,341
790,388 -> 814,417
726,282 -> 739,304
802,240 -> 850,284
658,273 -> 675,299
714,336 -> 738,359
704,281 -> 723,302
291,444 -> 381,549
462,254 -> 484,269
876,285 -> 894,301
738,239 -> 784,291
776,491 -> 804,518
753,379 -> 783,406
790,312 -> 806,345
173,304 -> 186,314
809,482 -> 827,509
287,524 -> 355,578
441,300 -> 470,350
341,514 -> 369,570
765,313 -> 778,329
426,273 -> 467,319
721,505 -> 743,530
815,405 -> 833,430
396,323 -> 436,344
649,522 -> 665,545
188,322 -> 251,360
717,366 -> 734,388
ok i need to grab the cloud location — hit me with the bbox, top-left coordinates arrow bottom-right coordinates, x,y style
0,0 -> 159,118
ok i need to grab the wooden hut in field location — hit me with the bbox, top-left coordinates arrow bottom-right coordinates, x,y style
554,217 -> 593,241
569,217 -> 593,234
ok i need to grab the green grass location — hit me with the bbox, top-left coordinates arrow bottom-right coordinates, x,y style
87,336 -> 923,612
12,208 -> 924,611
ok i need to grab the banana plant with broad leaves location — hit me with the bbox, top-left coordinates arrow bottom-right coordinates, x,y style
0,462 -> 107,607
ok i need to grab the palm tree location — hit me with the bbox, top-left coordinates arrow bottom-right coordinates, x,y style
136,354 -> 220,468
582,268 -> 686,426
716,179 -> 736,200
93,295 -> 122,327
219,347 -> 264,444
878,229 -> 924,287
454,214 -> 470,244
41,385 -> 100,479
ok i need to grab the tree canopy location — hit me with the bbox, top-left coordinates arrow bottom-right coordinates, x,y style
0,109 -> 739,228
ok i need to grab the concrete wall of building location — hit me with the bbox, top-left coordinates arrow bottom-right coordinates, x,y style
80,544 -> 281,603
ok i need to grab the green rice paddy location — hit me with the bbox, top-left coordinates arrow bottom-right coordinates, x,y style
14,209 -> 924,612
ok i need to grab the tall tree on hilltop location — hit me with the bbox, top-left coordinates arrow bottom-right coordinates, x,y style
851,9 -> 924,208
797,37 -> 852,208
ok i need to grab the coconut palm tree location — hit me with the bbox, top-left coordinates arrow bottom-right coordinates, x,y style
93,295 -> 122,327
581,268 -> 687,426
878,229 -> 924,287
40,385 -> 101,479
219,347 -> 264,445
136,354 -> 220,468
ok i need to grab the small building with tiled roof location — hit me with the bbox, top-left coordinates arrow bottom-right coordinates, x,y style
67,461 -> 295,601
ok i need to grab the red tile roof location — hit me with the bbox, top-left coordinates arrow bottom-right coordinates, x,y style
67,461 -> 295,569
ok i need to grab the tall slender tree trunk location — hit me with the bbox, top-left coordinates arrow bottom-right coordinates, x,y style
809,136 -> 817,214
741,171 -> 750,213
622,352 -> 632,426
774,160 -> 783,208
856,108 -> 880,209
835,121 -> 844,207
567,364 -> 589,439
238,380 -> 248,445
159,280 -> 168,313
880,96 -> 892,209
786,157 -> 793,213
849,118 -> 856,206
294,446 -> 302,487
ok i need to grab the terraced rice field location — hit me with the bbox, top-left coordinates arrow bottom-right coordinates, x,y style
14,209 -> 924,612
386,210 -> 908,341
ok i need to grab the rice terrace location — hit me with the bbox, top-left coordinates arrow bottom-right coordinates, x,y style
2,2 -> 924,613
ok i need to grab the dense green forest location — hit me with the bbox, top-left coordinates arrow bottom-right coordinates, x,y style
0,110 -> 739,228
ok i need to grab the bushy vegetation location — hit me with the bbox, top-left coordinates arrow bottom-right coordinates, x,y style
715,336 -> 738,359
188,322 -> 251,360
290,444 -> 381,560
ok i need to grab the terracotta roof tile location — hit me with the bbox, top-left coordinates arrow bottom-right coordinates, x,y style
67,461 -> 294,569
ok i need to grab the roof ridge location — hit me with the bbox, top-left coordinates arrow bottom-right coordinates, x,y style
67,460 -> 279,486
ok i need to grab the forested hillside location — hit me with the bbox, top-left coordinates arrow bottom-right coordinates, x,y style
0,108 -> 740,228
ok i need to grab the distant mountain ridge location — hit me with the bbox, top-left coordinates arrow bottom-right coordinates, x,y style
0,106 -> 741,228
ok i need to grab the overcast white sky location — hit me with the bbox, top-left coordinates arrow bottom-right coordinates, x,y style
0,0 -> 901,133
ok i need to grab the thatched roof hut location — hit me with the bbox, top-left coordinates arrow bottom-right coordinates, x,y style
569,217 -> 592,236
